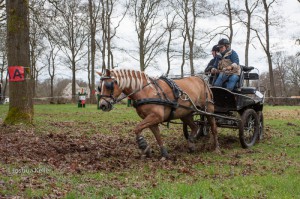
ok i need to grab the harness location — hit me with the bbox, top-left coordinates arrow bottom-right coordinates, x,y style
133,76 -> 193,121
98,75 -> 214,122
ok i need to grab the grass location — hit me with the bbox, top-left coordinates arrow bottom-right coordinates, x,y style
0,103 -> 300,198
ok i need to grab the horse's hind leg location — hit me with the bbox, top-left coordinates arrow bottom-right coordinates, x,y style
207,115 -> 220,152
149,125 -> 169,158
181,114 -> 199,152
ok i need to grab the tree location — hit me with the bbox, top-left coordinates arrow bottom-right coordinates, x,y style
48,0 -> 88,102
253,0 -> 277,97
286,55 -> 300,95
225,0 -> 233,42
272,52 -> 288,96
164,9 -> 177,76
174,0 -> 199,75
241,0 -> 259,68
44,33 -> 60,103
130,0 -> 165,71
5,0 -> 33,125
173,0 -> 206,76
87,0 -> 100,103
29,1 -> 47,97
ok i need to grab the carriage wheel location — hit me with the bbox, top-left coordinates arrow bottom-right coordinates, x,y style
183,114 -> 210,140
257,111 -> 264,140
239,109 -> 259,148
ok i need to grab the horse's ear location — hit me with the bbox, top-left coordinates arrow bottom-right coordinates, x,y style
106,69 -> 111,77
96,71 -> 102,76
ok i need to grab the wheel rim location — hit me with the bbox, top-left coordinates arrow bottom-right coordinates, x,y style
244,114 -> 256,144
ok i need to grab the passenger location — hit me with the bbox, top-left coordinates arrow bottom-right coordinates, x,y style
213,38 -> 240,91
204,45 -> 220,74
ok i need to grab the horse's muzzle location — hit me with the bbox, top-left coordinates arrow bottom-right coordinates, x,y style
99,100 -> 113,112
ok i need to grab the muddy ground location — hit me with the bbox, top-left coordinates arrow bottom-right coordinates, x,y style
0,123 -> 255,174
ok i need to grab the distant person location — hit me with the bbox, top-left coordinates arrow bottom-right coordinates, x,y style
213,38 -> 241,91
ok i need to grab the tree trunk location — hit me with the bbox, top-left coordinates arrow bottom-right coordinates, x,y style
5,0 -> 34,125
88,0 -> 96,104
72,60 -> 76,102
227,0 -> 233,43
263,0 -> 276,97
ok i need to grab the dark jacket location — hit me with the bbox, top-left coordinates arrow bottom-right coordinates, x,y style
204,56 -> 220,73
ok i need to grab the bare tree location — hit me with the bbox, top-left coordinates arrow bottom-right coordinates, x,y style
172,0 -> 206,75
226,0 -> 233,42
29,0 -> 47,97
130,0 -> 165,71
44,34 -> 60,102
272,52 -> 288,96
48,0 -> 89,102
0,0 -> 5,24
241,0 -> 259,67
87,0 -> 101,103
253,0 -> 277,97
286,55 -> 300,95
97,0 -> 128,71
5,0 -> 33,124
183,0 -> 197,75
165,10 -> 177,76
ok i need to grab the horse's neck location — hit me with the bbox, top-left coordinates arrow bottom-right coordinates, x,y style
113,69 -> 155,99
122,84 -> 149,100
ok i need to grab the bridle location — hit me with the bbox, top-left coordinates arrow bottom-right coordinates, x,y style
98,75 -> 153,108
98,76 -> 118,106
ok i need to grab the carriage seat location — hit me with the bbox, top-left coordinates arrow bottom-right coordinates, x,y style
239,66 -> 259,94
240,87 -> 256,94
233,66 -> 257,92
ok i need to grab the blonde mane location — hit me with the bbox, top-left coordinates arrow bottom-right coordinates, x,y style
112,69 -> 152,90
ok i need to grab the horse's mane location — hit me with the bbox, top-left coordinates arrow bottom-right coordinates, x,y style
112,69 -> 153,90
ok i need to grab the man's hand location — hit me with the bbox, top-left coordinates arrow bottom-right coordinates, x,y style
211,68 -> 218,74
226,66 -> 233,70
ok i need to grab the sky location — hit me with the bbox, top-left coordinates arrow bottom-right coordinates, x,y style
109,0 -> 300,78
41,0 -> 300,81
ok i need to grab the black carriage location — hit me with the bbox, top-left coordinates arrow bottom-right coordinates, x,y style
183,66 -> 265,148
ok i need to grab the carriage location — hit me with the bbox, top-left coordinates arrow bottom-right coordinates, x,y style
183,66 -> 265,148
97,66 -> 265,158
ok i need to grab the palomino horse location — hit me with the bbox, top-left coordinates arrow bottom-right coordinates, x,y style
97,69 -> 219,158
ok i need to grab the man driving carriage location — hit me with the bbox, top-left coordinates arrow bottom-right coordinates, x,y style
208,38 -> 241,91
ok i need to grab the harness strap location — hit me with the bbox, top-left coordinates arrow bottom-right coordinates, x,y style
159,76 -> 182,100
159,76 -> 184,121
133,98 -> 178,109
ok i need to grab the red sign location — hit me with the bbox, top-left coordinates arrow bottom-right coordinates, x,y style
8,66 -> 25,82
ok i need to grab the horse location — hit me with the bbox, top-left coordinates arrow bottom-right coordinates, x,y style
97,69 -> 219,159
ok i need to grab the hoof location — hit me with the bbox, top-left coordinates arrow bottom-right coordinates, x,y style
144,146 -> 152,157
188,142 -> 195,153
160,157 -> 167,161
160,146 -> 169,159
213,148 -> 221,154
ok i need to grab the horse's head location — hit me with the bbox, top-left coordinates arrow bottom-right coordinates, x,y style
97,69 -> 122,111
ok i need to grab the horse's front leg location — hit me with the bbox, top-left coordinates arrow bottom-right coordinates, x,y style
134,113 -> 163,157
149,125 -> 169,159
